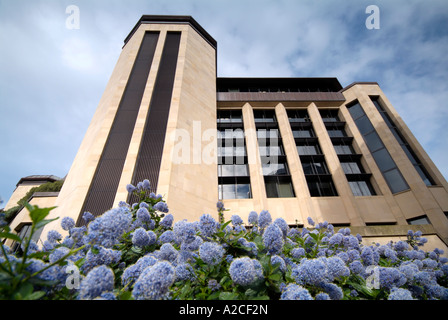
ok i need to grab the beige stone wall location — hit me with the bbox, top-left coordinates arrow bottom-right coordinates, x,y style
3,183 -> 41,211
41,22 -> 217,239
5,194 -> 58,247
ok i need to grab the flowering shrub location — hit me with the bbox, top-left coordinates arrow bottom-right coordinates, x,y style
0,179 -> 447,300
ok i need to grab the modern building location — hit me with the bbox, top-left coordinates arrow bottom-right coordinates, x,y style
6,15 -> 448,253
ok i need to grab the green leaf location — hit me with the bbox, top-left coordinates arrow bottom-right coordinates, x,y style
26,291 -> 46,300
35,217 -> 59,230
0,231 -> 22,243
119,290 -> 132,300
27,204 -> 56,225
219,292 -> 239,300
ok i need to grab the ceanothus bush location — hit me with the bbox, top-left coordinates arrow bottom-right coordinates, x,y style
1,180 -> 447,300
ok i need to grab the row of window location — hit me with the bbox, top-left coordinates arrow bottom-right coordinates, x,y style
217,100 -> 435,199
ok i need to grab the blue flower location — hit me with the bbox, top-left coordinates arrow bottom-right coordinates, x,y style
87,207 -> 132,248
82,211 -> 95,223
198,214 -> 219,238
160,214 -> 174,229
175,263 -> 196,282
231,215 -> 244,226
216,201 -> 225,211
271,255 -> 286,273
315,292 -> 330,300
49,247 -> 70,264
378,267 -> 406,290
229,257 -> 263,286
82,246 -> 121,274
132,261 -> 176,300
153,201 -> 169,213
280,284 -> 313,300
142,179 -> 151,190
208,279 -> 221,291
132,227 -> 150,247
158,243 -> 178,263
319,282 -> 343,300
258,210 -> 272,229
199,242 -> 225,266
349,261 -> 364,275
263,223 -> 284,255
121,255 -> 158,287
61,217 -> 75,231
291,247 -> 306,259
273,218 -> 288,238
361,246 -> 375,266
307,217 -> 315,227
158,230 -> 175,244
388,287 -> 414,300
136,207 -> 151,222
248,211 -> 258,225
293,258 -> 328,286
47,230 -> 62,243
126,184 -> 136,193
173,220 -> 196,244
79,265 -> 114,300
325,256 -> 350,280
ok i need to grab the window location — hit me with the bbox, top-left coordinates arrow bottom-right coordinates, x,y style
297,144 -> 321,156
347,101 -> 409,194
262,163 -> 288,176
265,177 -> 295,198
334,144 -> 355,155
341,161 -> 362,174
217,110 -> 242,123
287,109 -> 310,122
307,180 -> 338,197
217,110 -> 251,199
292,129 -> 314,138
371,96 -> 435,186
259,145 -> 284,157
254,110 -> 276,123
219,182 -> 251,199
327,128 -> 346,137
320,109 -> 340,122
218,164 -> 249,177
407,215 -> 431,225
11,223 -> 43,253
349,181 -> 374,196
302,160 -> 329,175
257,129 -> 280,139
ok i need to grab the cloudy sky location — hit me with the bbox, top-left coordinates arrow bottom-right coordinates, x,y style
1,0 -> 447,207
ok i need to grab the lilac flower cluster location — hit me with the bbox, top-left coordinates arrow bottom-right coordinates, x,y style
2,179 -> 447,301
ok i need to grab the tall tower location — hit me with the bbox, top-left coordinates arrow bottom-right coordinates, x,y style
43,16 -> 218,235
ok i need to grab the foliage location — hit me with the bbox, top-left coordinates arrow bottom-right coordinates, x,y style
1,179 -> 447,300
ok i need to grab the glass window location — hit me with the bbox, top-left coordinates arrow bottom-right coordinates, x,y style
278,181 -> 294,197
265,180 -> 278,198
334,144 -> 354,155
262,163 -> 287,176
349,181 -> 373,196
307,181 -> 337,197
341,162 -> 362,174
383,168 -> 409,193
355,116 -> 375,135
364,131 -> 384,152
407,216 -> 430,225
236,184 -> 251,199
302,161 -> 329,175
372,148 -> 396,172
327,128 -> 346,137
292,129 -> 313,138
347,103 -> 365,120
297,145 -> 320,155
234,164 -> 248,176
222,184 -> 235,199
